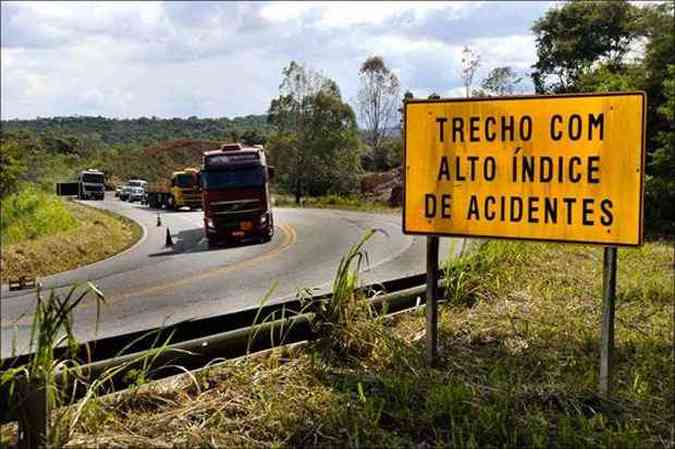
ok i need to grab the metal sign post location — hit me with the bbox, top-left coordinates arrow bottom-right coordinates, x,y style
599,246 -> 618,397
426,236 -> 440,365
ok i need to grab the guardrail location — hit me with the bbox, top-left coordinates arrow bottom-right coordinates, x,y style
0,273 -> 440,425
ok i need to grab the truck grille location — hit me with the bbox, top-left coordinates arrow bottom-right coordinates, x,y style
215,211 -> 261,228
210,199 -> 262,216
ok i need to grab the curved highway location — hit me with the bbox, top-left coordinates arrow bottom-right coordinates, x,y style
1,194 -> 460,358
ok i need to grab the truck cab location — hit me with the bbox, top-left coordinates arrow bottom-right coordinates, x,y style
79,169 -> 105,200
201,144 -> 274,247
145,168 -> 201,210
170,169 -> 201,209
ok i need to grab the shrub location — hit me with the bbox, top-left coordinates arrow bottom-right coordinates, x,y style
1,186 -> 78,246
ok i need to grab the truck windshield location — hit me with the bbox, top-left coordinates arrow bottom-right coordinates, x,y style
82,173 -> 104,184
128,180 -> 145,187
175,174 -> 196,188
201,167 -> 266,189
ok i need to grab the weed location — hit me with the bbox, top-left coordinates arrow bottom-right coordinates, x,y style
0,284 -> 187,448
0,283 -> 104,447
307,229 -> 387,360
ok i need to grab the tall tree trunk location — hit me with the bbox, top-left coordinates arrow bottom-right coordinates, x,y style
295,178 -> 301,205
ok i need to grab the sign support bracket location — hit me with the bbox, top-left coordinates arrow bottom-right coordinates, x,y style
599,246 -> 617,397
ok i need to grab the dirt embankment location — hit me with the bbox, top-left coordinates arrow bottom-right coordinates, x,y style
1,201 -> 142,281
360,167 -> 403,206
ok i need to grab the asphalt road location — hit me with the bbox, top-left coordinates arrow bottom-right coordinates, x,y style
1,194 -> 461,358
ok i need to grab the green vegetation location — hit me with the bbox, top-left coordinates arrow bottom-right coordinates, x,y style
357,56 -> 401,171
472,66 -> 524,97
0,116 -> 270,190
1,115 -> 272,147
267,61 -> 363,204
0,284 -> 105,448
4,237 -> 667,448
0,284 -> 185,448
273,193 -> 396,214
1,201 -> 142,279
1,186 -> 79,246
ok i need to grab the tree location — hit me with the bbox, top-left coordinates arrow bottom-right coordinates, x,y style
226,129 -> 240,143
240,129 -> 266,146
637,2 -> 675,154
531,0 -> 639,93
0,139 -> 26,198
645,64 -> 675,235
268,61 -> 361,203
460,46 -> 481,98
474,66 -> 523,97
357,56 -> 400,156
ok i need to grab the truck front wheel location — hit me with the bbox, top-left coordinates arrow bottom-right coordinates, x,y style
166,195 -> 176,210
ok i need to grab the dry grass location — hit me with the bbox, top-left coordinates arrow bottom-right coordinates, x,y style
272,193 -> 399,215
2,239 -> 672,448
1,201 -> 142,280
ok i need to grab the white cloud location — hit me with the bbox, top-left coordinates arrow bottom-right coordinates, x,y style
1,1 -> 554,119
259,1 -> 464,27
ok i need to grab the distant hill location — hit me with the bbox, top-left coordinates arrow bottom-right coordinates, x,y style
0,115 -> 272,146
104,139 -> 226,185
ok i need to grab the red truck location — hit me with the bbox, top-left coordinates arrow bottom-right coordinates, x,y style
200,144 -> 274,248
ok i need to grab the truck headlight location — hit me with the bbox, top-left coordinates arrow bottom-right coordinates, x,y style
260,214 -> 268,225
206,218 -> 214,228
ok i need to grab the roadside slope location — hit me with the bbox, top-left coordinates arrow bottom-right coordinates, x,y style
1,200 -> 142,281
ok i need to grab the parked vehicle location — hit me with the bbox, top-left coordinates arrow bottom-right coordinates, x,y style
200,143 -> 274,247
119,185 -> 131,201
79,169 -> 106,200
145,169 -> 201,210
57,169 -> 106,200
126,179 -> 147,202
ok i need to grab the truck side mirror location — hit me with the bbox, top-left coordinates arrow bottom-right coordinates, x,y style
268,166 -> 275,181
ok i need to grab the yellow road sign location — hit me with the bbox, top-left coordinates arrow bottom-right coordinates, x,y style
403,92 -> 646,246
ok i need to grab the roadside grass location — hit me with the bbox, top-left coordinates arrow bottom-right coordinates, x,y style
0,186 -> 79,246
0,284 -> 105,448
0,285 -> 185,449
2,238 -> 671,448
1,200 -> 142,280
273,193 -> 397,214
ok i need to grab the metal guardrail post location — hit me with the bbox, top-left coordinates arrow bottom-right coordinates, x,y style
16,376 -> 49,449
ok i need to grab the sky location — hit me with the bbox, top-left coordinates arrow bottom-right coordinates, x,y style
1,1 -> 557,120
